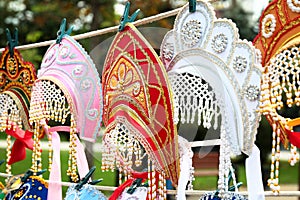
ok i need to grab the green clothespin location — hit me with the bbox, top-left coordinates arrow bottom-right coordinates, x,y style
119,1 -> 140,32
213,171 -> 243,198
56,18 -> 74,44
127,178 -> 143,194
89,178 -> 103,185
5,28 -> 18,57
21,169 -> 46,182
189,0 -> 196,13
0,160 -> 4,166
75,166 -> 103,190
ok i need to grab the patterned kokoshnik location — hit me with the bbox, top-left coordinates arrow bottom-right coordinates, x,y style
253,0 -> 300,194
102,23 -> 180,199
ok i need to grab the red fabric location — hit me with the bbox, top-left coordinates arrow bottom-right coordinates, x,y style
109,171 -> 148,200
6,127 -> 34,164
286,129 -> 300,148
109,179 -> 134,200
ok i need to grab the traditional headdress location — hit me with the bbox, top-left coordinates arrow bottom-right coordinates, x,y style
29,19 -> 102,182
253,0 -> 300,194
0,29 -> 36,172
160,0 -> 263,198
4,172 -> 48,200
65,184 -> 107,200
65,167 -> 107,200
102,22 -> 180,199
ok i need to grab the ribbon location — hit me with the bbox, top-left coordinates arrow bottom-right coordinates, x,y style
5,127 -> 33,165
245,145 -> 265,200
286,129 -> 300,148
45,125 -> 90,200
47,131 -> 62,200
177,153 -> 192,200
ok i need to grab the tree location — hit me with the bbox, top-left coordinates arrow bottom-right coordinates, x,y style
220,0 -> 257,41
0,0 -> 117,67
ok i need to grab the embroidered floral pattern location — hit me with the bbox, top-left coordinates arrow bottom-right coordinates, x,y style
110,62 -> 133,92
80,79 -> 92,90
262,14 -> 276,38
59,45 -> 70,58
73,65 -> 83,75
245,85 -> 260,101
162,43 -> 174,61
7,58 -> 17,75
211,33 -> 228,53
287,0 -> 300,13
181,20 -> 202,47
233,55 -> 247,73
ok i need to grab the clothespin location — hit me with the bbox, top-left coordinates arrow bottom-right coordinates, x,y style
75,166 -> 103,190
127,178 -> 143,194
119,1 -> 140,32
56,18 -> 74,44
6,28 -> 18,57
21,169 -> 46,182
127,169 -> 149,194
213,171 -> 243,198
189,0 -> 196,13
0,159 -> 4,166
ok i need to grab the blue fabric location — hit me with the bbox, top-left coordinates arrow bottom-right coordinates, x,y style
166,179 -> 173,190
5,176 -> 48,200
65,185 -> 107,200
200,192 -> 248,200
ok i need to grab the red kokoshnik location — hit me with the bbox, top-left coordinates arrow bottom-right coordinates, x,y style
102,23 -> 180,187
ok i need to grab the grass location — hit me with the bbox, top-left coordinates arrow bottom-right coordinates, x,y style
192,161 -> 299,191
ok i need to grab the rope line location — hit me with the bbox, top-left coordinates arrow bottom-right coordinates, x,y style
0,7 -> 181,53
0,172 -> 299,197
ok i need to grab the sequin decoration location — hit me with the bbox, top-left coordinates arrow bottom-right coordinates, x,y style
262,14 -> 276,38
5,176 -> 48,200
181,20 -> 202,47
245,85 -> 260,101
233,55 -> 247,73
162,43 -> 175,61
211,33 -> 228,53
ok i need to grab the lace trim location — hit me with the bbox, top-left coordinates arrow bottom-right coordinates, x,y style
169,73 -> 221,129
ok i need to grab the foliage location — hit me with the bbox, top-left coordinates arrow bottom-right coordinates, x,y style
129,0 -> 175,29
0,0 -> 117,67
220,1 -> 258,41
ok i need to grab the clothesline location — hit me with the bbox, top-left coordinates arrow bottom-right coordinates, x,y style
1,172 -> 300,197
0,7 -> 182,53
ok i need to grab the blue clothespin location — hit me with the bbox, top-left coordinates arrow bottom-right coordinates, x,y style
119,1 -> 140,32
6,28 -> 18,57
189,0 -> 196,13
56,18 -> 74,44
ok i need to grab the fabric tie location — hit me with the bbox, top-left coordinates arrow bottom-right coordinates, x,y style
246,145 -> 265,200
5,127 -> 33,164
286,129 -> 300,148
46,125 -> 90,200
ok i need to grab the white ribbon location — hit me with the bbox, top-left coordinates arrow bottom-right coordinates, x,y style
246,145 -> 265,200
